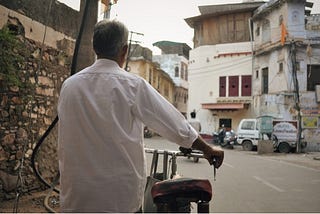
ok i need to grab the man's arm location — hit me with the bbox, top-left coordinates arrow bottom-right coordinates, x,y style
192,136 -> 224,168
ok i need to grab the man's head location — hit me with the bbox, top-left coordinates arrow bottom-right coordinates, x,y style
190,110 -> 196,119
93,19 -> 129,67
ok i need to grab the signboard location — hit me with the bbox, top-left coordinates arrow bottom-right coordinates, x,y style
302,116 -> 318,128
272,120 -> 298,142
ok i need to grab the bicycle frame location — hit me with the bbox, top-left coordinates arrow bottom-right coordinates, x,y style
144,148 -> 212,213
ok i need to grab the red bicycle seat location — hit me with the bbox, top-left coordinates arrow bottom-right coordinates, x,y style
151,177 -> 212,203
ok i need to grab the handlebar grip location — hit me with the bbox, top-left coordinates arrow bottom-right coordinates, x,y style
178,146 -> 192,155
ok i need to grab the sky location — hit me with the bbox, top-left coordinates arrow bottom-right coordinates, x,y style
59,0 -> 320,53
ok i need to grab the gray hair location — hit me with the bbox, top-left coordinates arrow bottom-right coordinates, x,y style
93,19 -> 129,58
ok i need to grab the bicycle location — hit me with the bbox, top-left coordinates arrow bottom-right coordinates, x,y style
144,148 -> 217,213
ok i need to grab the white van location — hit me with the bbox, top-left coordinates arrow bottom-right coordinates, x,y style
237,119 -> 260,151
237,118 -> 306,153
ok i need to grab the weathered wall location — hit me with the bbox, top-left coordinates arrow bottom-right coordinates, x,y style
0,0 -> 97,72
0,4 -> 76,199
0,0 -> 81,38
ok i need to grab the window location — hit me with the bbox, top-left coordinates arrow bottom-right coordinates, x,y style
219,118 -> 232,130
292,11 -> 299,23
296,61 -> 300,72
262,67 -> 269,94
241,75 -> 252,96
219,76 -> 226,97
184,95 -> 187,103
185,70 -> 188,81
279,15 -> 283,26
307,65 -> 320,91
279,62 -> 283,72
180,67 -> 184,79
255,70 -> 259,79
174,66 -> 179,77
255,26 -> 260,37
164,83 -> 169,97
241,121 -> 255,130
229,76 -> 239,97
148,69 -> 152,84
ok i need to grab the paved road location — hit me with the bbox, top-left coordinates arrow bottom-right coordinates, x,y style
144,136 -> 320,213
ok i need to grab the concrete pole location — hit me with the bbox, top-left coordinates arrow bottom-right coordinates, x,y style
75,0 -> 98,73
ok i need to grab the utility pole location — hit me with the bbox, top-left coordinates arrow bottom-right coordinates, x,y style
291,41 -> 302,153
125,31 -> 144,71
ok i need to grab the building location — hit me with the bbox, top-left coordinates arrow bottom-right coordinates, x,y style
127,44 -> 175,104
185,2 -> 264,133
251,0 -> 320,151
153,41 -> 191,117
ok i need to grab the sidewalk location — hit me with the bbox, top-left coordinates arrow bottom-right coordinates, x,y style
253,150 -> 320,171
230,144 -> 320,170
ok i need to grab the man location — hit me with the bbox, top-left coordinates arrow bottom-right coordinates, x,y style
219,124 -> 226,145
57,19 -> 224,213
188,110 -> 201,133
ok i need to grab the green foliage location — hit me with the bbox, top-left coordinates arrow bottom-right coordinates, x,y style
0,26 -> 28,88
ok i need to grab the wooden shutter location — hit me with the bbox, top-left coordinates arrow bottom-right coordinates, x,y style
241,75 -> 252,96
219,76 -> 226,97
229,76 -> 239,97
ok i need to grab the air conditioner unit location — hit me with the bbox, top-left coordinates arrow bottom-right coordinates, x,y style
316,85 -> 320,102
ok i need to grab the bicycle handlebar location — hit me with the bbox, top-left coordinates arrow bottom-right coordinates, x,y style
144,148 -> 205,159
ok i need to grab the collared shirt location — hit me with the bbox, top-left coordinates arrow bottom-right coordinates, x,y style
57,59 -> 198,212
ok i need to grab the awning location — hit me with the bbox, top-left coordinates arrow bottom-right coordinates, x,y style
202,103 -> 245,110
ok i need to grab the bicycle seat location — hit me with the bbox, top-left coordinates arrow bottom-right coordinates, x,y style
151,177 -> 212,204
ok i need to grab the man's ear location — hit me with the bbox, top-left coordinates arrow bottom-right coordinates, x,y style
122,44 -> 128,56
119,44 -> 129,68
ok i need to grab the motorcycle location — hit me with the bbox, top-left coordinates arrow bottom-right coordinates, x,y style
220,130 -> 237,149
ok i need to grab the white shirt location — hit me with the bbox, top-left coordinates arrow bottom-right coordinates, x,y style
57,59 -> 198,212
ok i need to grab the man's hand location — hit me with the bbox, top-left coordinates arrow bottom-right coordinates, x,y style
202,146 -> 224,168
191,136 -> 224,168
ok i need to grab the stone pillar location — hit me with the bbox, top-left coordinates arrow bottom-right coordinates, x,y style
257,140 -> 274,154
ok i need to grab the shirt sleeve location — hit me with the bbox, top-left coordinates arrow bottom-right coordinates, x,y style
132,78 -> 198,148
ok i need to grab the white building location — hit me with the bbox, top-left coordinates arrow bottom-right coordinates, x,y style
153,41 -> 191,116
185,2 -> 264,133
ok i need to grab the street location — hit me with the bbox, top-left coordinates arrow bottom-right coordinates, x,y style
144,136 -> 320,213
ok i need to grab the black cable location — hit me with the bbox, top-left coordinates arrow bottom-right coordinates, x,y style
31,0 -> 91,193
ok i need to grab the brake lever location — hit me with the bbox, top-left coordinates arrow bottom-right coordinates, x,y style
212,158 -> 217,181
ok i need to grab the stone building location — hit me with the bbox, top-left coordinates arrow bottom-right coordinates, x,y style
153,41 -> 190,117
0,0 -> 97,198
185,2 -> 264,133
251,0 -> 320,151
